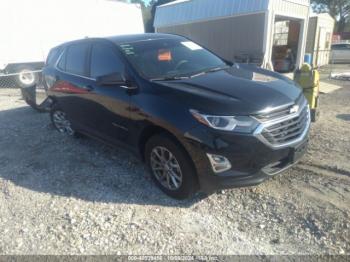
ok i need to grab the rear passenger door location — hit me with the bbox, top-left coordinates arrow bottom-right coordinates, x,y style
54,42 -> 94,130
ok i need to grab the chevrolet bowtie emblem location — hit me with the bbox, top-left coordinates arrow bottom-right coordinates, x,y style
290,105 -> 299,114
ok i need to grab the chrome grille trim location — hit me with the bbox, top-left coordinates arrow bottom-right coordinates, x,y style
255,95 -> 305,122
253,98 -> 311,149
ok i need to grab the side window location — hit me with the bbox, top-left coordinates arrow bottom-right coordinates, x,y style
65,43 -> 90,76
90,43 -> 124,78
332,44 -> 346,50
46,47 -> 61,66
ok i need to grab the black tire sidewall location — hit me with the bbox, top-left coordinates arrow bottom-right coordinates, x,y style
145,134 -> 198,200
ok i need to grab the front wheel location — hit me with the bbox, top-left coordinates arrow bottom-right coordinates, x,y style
145,134 -> 198,200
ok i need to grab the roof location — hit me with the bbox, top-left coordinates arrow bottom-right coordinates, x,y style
331,43 -> 349,46
159,0 -> 190,7
310,13 -> 334,21
154,0 -> 310,28
53,33 -> 185,48
106,33 -> 184,44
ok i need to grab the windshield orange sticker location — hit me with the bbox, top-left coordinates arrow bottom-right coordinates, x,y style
158,50 -> 172,61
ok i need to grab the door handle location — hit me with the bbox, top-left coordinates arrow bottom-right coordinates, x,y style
82,85 -> 94,92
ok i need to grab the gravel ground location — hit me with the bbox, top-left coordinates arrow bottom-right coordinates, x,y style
0,80 -> 349,255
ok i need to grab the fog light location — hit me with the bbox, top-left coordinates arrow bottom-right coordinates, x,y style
206,153 -> 232,173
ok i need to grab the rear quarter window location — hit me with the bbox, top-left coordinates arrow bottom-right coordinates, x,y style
46,47 -> 62,66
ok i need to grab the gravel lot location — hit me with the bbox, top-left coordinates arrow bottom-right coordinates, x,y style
0,79 -> 349,255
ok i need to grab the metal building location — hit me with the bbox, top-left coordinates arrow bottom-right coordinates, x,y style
306,13 -> 335,67
154,0 -> 310,72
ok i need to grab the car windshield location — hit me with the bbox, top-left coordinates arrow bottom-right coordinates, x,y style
118,38 -> 228,80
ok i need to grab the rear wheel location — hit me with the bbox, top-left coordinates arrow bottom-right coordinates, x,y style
50,105 -> 75,136
145,134 -> 198,199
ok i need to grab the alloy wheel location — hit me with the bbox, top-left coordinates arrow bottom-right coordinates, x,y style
52,110 -> 74,135
150,146 -> 183,191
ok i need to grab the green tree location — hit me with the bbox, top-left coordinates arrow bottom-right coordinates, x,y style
312,0 -> 350,32
130,0 -> 146,8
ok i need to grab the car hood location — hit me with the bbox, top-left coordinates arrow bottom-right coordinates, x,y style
154,63 -> 302,116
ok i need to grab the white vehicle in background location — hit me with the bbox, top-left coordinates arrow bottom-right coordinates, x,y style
0,0 -> 144,91
330,43 -> 350,63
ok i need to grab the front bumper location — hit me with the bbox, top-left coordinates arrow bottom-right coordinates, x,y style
181,126 -> 309,193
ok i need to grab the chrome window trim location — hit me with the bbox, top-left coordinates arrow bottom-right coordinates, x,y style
54,49 -> 65,69
253,100 -> 311,149
55,66 -> 96,81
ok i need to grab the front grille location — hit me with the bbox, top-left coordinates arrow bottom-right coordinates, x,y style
260,103 -> 309,146
255,94 -> 304,122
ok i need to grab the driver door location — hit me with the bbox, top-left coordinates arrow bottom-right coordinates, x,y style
82,41 -> 132,142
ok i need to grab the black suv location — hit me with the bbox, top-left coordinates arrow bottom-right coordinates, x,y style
43,34 -> 310,199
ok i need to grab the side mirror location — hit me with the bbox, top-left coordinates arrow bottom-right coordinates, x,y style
224,59 -> 234,66
96,72 -> 138,90
96,72 -> 126,86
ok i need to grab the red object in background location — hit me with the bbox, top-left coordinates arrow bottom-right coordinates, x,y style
332,33 -> 341,43
333,32 -> 350,42
158,49 -> 172,61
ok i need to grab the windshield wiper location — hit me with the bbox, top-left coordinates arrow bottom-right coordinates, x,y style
151,76 -> 189,81
208,65 -> 231,73
150,65 -> 231,81
188,65 -> 231,78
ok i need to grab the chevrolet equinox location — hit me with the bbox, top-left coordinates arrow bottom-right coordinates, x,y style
43,34 -> 310,199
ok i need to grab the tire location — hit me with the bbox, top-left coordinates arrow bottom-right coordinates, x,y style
50,104 -> 76,136
145,133 -> 198,200
14,66 -> 39,88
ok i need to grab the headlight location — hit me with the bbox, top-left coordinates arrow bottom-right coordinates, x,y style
190,109 -> 258,133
